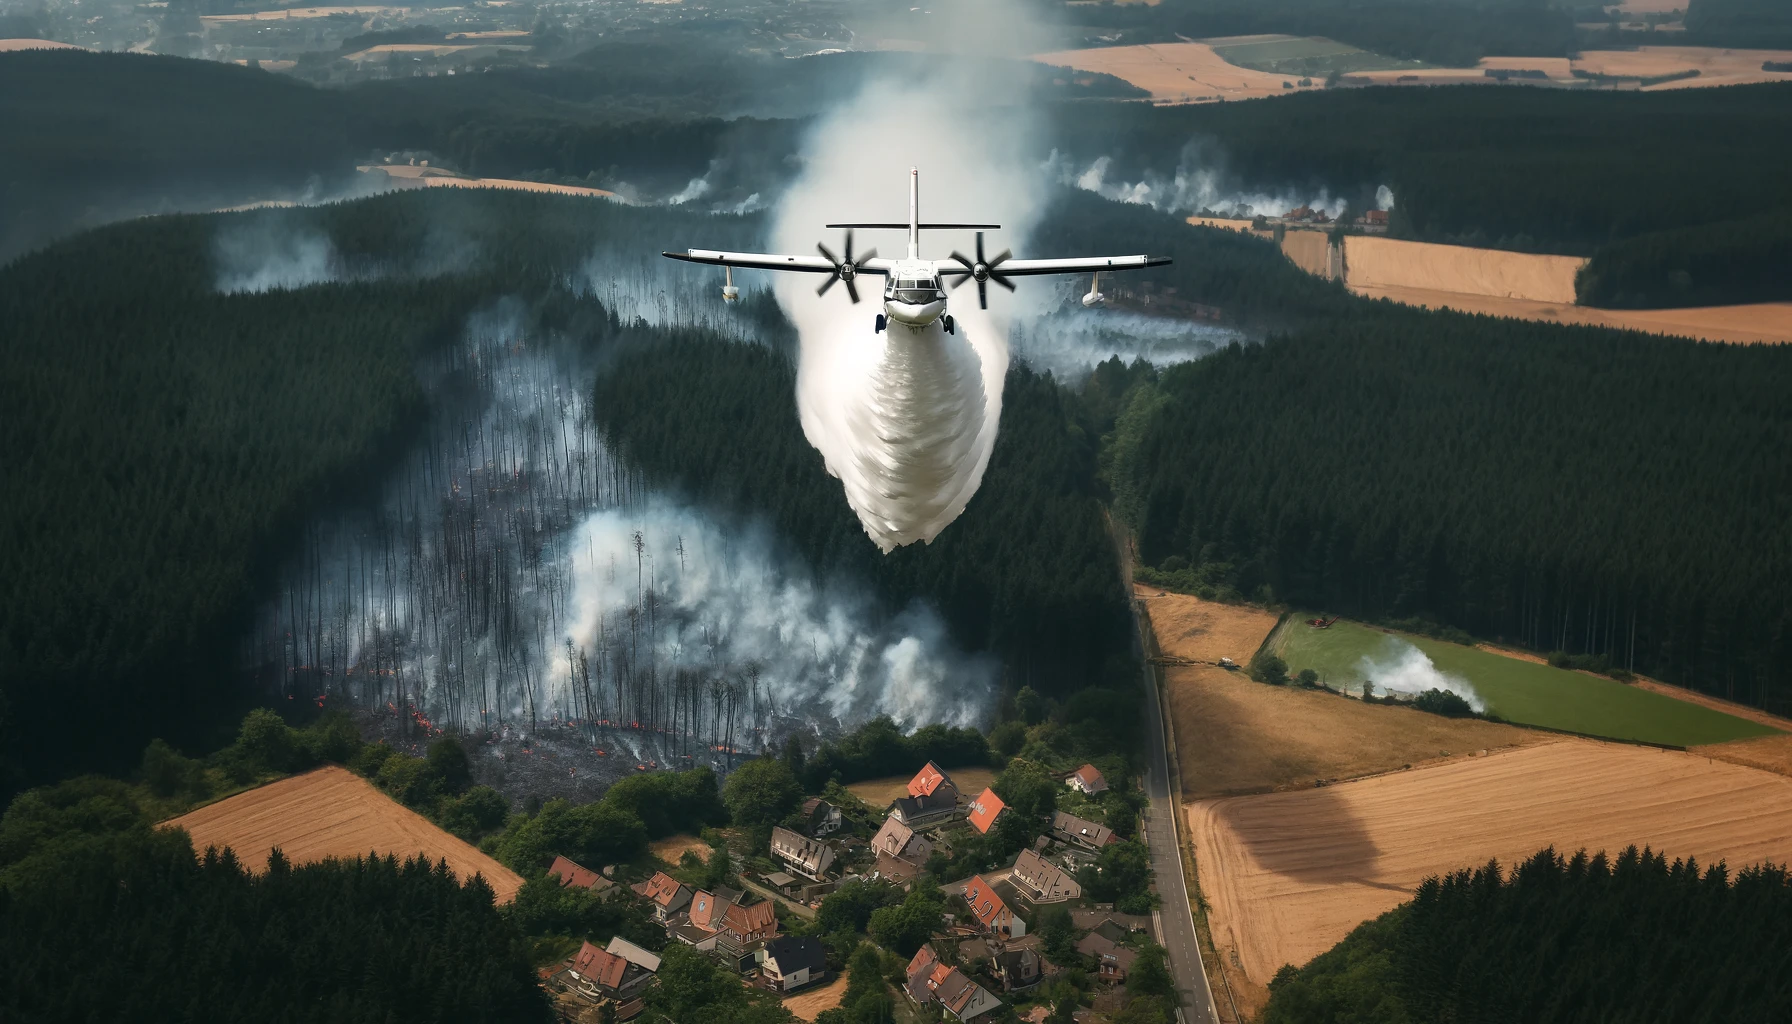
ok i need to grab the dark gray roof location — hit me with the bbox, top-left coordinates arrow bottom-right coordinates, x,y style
764,935 -> 828,976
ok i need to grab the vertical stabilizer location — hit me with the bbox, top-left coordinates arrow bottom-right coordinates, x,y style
908,167 -> 920,260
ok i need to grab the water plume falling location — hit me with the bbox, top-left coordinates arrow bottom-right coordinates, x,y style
1359,636 -> 1486,712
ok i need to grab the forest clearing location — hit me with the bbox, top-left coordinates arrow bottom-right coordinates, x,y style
1139,592 -> 1539,796
648,833 -> 713,865
1272,617 -> 1776,747
1032,42 -> 1299,102
164,765 -> 525,902
1187,739 -> 1792,1015
845,766 -> 998,807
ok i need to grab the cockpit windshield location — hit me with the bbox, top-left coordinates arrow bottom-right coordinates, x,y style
888,276 -> 943,305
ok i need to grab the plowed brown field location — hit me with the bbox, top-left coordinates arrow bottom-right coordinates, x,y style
164,766 -> 524,902
1189,740 -> 1792,1010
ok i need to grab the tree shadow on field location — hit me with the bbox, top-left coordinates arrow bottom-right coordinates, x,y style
1223,784 -> 1393,888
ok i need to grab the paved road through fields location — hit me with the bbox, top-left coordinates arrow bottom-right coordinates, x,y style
1139,616 -> 1221,1024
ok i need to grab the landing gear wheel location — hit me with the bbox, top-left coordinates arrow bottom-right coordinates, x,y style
943,315 -> 956,336
874,314 -> 887,334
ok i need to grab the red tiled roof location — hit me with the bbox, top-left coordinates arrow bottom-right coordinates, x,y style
548,855 -> 604,890
909,761 -> 951,798
688,889 -> 723,932
722,899 -> 778,939
1071,764 -> 1106,791
908,944 -> 939,980
962,874 -> 1009,931
572,941 -> 629,990
966,787 -> 1006,834
641,871 -> 685,907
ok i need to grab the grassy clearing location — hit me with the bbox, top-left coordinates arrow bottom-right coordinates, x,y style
1272,618 -> 1777,747
1210,35 -> 1431,76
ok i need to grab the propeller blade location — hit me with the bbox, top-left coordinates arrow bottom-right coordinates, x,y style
853,247 -> 877,268
845,278 -> 860,304
988,248 -> 1013,269
817,242 -> 840,267
991,273 -> 1016,293
975,232 -> 986,266
843,229 -> 854,265
977,278 -> 988,309
817,275 -> 837,297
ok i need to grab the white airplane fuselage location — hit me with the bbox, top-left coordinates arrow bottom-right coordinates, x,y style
883,259 -> 949,327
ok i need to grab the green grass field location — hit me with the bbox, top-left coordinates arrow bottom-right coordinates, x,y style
1272,617 -> 1777,748
1209,35 -> 1432,76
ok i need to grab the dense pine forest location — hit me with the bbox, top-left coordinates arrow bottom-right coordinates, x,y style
1262,845 -> 1792,1022
1109,307 -> 1792,711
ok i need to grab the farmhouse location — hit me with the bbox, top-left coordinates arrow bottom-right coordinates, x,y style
634,871 -> 693,921
1066,764 -> 1108,796
1052,811 -> 1113,850
759,935 -> 829,991
961,874 -> 1025,938
770,825 -> 836,880
1010,849 -> 1082,904
966,788 -> 1007,835
889,762 -> 962,828
548,855 -> 614,893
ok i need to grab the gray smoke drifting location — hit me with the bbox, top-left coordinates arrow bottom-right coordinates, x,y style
214,223 -> 345,293
1009,307 -> 1246,381
1359,636 -> 1485,712
1045,143 -> 1381,221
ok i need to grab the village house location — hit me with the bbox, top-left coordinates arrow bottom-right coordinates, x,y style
1075,933 -> 1137,984
966,788 -> 1007,835
548,855 -> 615,894
1051,810 -> 1114,851
871,815 -> 935,883
770,825 -> 836,880
960,874 -> 1025,938
759,935 -> 829,992
1010,849 -> 1082,904
606,936 -> 662,975
906,946 -> 1005,1022
633,870 -> 693,922
1065,764 -> 1107,796
717,898 -> 780,969
798,797 -> 843,838
566,940 -> 655,1002
992,947 -> 1044,991
888,761 -> 961,828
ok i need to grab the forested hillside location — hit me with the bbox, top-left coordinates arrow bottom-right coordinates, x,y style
1108,306 -> 1792,712
1263,846 -> 1792,1022
592,337 -> 1135,701
1576,208 -> 1792,308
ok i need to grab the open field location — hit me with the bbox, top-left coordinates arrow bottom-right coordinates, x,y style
1189,739 -> 1792,1013
1344,46 -> 1792,89
845,765 -> 997,807
649,833 -> 712,865
201,5 -> 409,22
783,974 -> 848,1021
1343,235 -> 1583,304
1273,617 -> 1777,747
1277,229 -> 1334,279
1210,34 -> 1429,77
0,38 -> 84,51
362,164 -> 617,199
1348,283 -> 1792,343
1139,593 -> 1537,796
1032,43 -> 1304,102
164,766 -> 525,902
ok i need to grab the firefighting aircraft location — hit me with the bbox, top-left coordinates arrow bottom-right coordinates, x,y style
663,167 -> 1171,334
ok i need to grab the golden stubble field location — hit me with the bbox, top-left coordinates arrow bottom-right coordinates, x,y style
164,766 -> 525,902
845,765 -> 998,807
1189,740 -> 1792,1012
1033,42 -> 1297,102
1344,235 -> 1585,304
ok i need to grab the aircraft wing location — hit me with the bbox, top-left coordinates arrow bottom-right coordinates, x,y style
663,249 -> 895,275
956,254 -> 1172,277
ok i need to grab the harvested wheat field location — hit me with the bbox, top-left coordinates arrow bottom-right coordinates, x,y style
1575,46 -> 1792,89
1136,586 -> 1278,666
0,38 -> 84,51
1344,235 -> 1585,303
846,765 -> 997,807
1033,43 -> 1295,102
783,974 -> 849,1021
201,5 -> 409,22
649,833 -> 713,865
1189,740 -> 1792,1015
1277,230 -> 1335,279
164,766 -> 524,902
1349,284 -> 1792,344
362,165 -> 617,200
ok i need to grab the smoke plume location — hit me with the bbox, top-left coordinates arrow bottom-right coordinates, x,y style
1045,142 -> 1381,221
1358,636 -> 1485,712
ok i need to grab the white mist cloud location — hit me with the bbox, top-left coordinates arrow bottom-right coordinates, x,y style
1010,307 -> 1245,380
1046,143 -> 1386,221
1359,636 -> 1484,712
214,223 -> 343,293
1376,184 -> 1396,211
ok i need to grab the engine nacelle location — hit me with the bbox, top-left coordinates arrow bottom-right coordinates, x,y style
722,285 -> 740,302
1081,289 -> 1105,308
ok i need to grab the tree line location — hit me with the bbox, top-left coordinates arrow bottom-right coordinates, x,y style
1263,845 -> 1792,1022
1105,305 -> 1792,713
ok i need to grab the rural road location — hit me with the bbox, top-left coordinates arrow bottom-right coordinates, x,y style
1139,643 -> 1221,1024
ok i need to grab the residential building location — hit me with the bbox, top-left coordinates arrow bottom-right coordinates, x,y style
967,787 -> 1007,835
687,889 -> 728,933
548,855 -> 615,893
1075,933 -> 1137,984
960,875 -> 1025,938
771,826 -> 836,880
605,937 -> 662,974
871,815 -> 935,884
633,871 -> 692,921
1010,849 -> 1082,904
1051,811 -> 1114,850
759,936 -> 829,992
906,947 -> 1005,1022
568,940 -> 654,1001
1066,764 -> 1108,796
800,797 -> 844,838
993,948 -> 1043,991
888,761 -> 963,828
909,761 -> 959,802
718,899 -> 779,965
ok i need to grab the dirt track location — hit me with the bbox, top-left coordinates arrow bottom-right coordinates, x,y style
164,766 -> 524,902
1033,42 -> 1298,102
1189,740 -> 1792,1009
